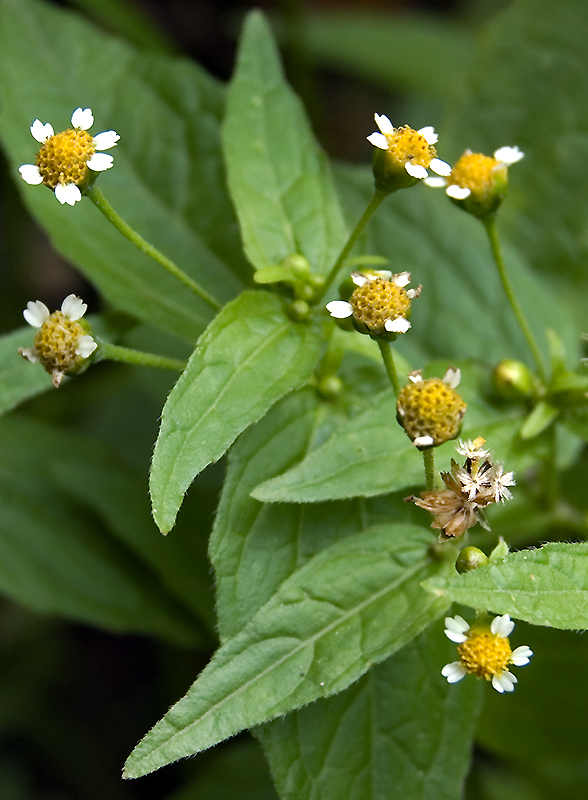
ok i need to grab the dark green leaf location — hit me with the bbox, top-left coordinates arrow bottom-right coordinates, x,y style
150,291 -> 322,533
305,10 -> 475,99
123,523 -> 450,777
0,0 -> 247,343
0,416 -> 204,644
424,542 -> 588,629
0,328 -> 53,416
258,623 -> 483,800
223,12 -> 347,274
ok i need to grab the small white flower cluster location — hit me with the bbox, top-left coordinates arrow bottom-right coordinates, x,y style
367,114 -> 451,180
442,614 -> 533,693
425,147 -> 524,198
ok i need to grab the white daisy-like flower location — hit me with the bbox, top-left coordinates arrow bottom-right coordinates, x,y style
424,146 -> 524,200
19,107 -> 119,205
326,270 -> 420,340
441,614 -> 532,693
19,294 -> 97,387
489,463 -> 516,503
367,114 -> 451,181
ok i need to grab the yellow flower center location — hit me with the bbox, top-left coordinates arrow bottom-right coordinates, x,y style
349,278 -> 411,332
447,153 -> 502,197
34,311 -> 87,372
35,128 -> 95,189
457,630 -> 512,680
385,126 -> 435,169
397,378 -> 466,445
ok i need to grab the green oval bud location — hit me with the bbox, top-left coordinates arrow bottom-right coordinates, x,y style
492,359 -> 535,400
316,375 -> 343,401
456,546 -> 489,574
287,299 -> 311,322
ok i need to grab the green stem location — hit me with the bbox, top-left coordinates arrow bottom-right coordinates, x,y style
86,185 -> 221,311
422,448 -> 436,490
96,340 -> 185,371
377,340 -> 400,395
316,189 -> 387,302
543,423 -> 559,510
483,215 -> 546,382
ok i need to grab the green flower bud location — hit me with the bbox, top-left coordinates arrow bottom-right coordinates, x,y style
492,359 -> 535,400
456,547 -> 489,574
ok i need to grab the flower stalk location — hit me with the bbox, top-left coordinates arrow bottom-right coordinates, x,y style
95,340 -> 186,371
86,185 -> 221,312
483,215 -> 547,383
377,341 -> 400,395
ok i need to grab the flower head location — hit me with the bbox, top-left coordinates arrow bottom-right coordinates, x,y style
442,614 -> 532,693
409,437 -> 515,540
19,294 -> 97,387
425,146 -> 523,218
396,367 -> 466,448
19,108 -> 119,205
367,114 -> 450,193
326,270 -> 421,341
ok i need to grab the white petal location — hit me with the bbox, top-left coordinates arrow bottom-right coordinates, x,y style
510,646 -> 533,666
492,671 -> 517,693
87,152 -> 114,171
351,272 -> 370,286
18,346 -> 39,363
54,183 -> 82,205
367,132 -> 389,150
75,335 -> 97,358
491,614 -> 515,638
494,146 -> 524,165
374,114 -> 393,135
408,371 -> 423,383
71,107 -> 93,130
384,317 -> 410,334
326,300 -> 353,319
443,366 -> 461,389
19,164 -> 43,185
418,125 -> 437,145
441,662 -> 466,683
392,271 -> 411,288
373,269 -> 392,280
404,162 -> 428,179
61,294 -> 87,321
424,176 -> 447,188
23,300 -> 50,327
444,615 -> 470,643
414,435 -> 435,448
92,130 -> 120,150
30,119 -> 54,143
430,158 -> 452,176
406,288 -> 419,299
446,184 -> 471,200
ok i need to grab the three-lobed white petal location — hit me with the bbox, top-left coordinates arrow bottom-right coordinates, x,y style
418,125 -> 437,145
374,113 -> 393,135
446,184 -> 471,200
87,152 -> 114,172
92,130 -> 120,150
414,434 -> 435,448
19,164 -> 44,185
76,335 -> 97,358
55,183 -> 82,205
23,300 -> 50,328
404,162 -> 428,179
494,145 -> 524,165
430,158 -> 452,177
326,300 -> 353,319
444,615 -> 470,643
392,271 -> 411,288
491,614 -> 515,638
443,366 -> 461,389
367,132 -> 389,150
30,119 -> 54,143
71,107 -> 94,130
492,671 -> 517,693
510,645 -> 533,666
441,662 -> 466,683
61,294 -> 87,321
384,317 -> 410,334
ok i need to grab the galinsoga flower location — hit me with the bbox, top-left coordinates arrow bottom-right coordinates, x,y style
425,147 -> 524,218
326,270 -> 421,340
19,108 -> 119,205
367,114 -> 451,193
396,368 -> 465,448
410,437 -> 515,540
19,294 -> 97,387
442,614 -> 533,693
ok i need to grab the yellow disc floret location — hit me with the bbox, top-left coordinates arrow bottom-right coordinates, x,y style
349,278 -> 411,334
397,377 -> 466,446
448,153 -> 503,198
35,128 -> 96,189
387,125 -> 436,171
34,311 -> 89,372
457,629 -> 512,681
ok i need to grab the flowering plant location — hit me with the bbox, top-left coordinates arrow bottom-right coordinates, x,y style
1,1 -> 588,798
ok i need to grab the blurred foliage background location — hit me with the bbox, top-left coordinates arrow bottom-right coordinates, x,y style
1,0 -> 586,798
